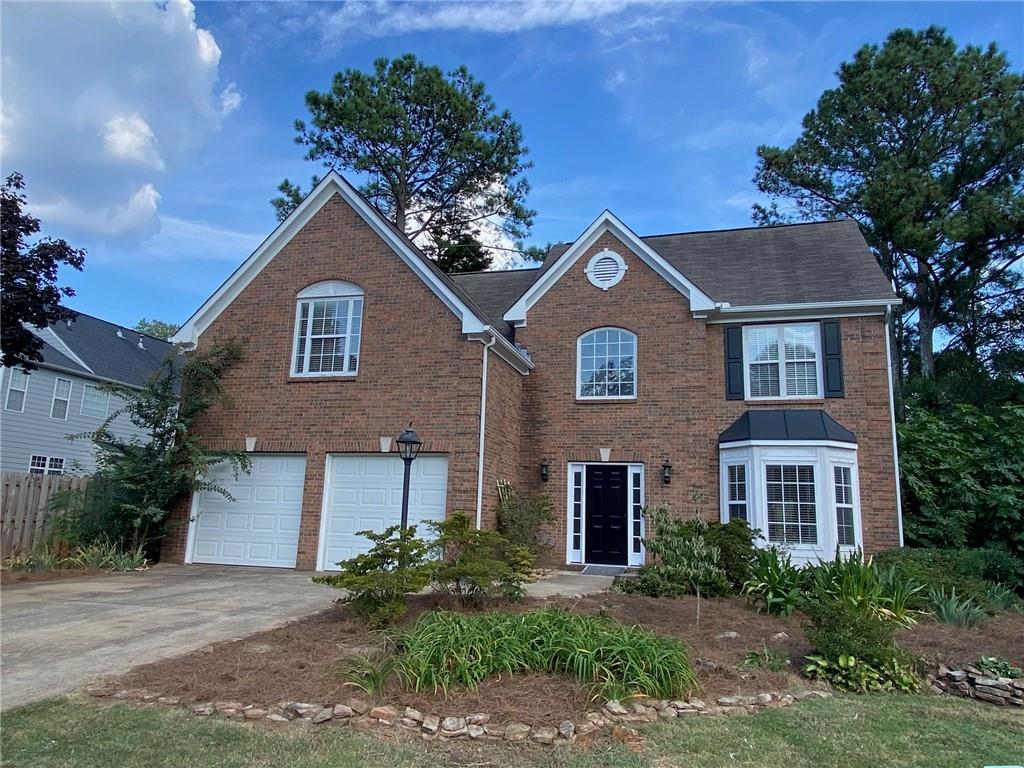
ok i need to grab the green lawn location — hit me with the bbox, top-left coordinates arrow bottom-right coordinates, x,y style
2,695 -> 1021,768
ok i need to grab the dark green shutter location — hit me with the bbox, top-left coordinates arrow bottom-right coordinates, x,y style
725,325 -> 744,400
821,319 -> 844,398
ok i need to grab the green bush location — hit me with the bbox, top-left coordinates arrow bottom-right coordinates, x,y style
802,592 -> 903,666
803,551 -> 922,628
973,656 -> 1022,679
393,608 -> 699,700
495,487 -> 552,556
874,547 -> 1024,604
743,547 -> 803,616
928,587 -> 986,627
741,646 -> 788,672
64,539 -> 147,571
699,518 -> 759,591
428,513 -> 533,605
313,524 -> 434,628
1,546 -> 63,572
803,654 -> 921,694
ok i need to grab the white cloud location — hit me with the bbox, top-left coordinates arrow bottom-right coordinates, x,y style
724,191 -> 761,210
0,0 -> 241,240
103,115 -> 165,170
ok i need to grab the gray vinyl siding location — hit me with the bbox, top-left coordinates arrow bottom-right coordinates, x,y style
0,366 -> 152,475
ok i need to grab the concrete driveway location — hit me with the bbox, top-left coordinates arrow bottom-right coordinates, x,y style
0,564 -> 333,711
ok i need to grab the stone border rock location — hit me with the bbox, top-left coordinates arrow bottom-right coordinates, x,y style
84,685 -> 829,746
929,664 -> 1023,707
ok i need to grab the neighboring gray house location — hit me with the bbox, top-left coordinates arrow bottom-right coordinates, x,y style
0,310 -> 172,475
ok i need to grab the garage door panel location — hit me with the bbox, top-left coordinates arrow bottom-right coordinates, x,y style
319,455 -> 448,571
190,454 -> 305,568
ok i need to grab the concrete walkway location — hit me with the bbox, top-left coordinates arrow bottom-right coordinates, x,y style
0,564 -> 332,711
0,565 -> 613,711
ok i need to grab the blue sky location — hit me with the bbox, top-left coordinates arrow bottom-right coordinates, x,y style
2,1 -> 1021,329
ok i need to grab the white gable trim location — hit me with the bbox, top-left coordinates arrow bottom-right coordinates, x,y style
503,210 -> 716,324
31,326 -> 94,373
171,171 -> 488,345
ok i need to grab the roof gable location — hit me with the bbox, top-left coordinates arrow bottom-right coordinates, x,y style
172,172 -> 491,345
502,210 -> 716,324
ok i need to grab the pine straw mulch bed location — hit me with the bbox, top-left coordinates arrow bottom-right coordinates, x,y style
108,591 -> 1024,727
0,568 -> 111,586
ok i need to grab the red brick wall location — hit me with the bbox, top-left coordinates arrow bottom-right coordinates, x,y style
162,194 -> 485,569
515,232 -> 900,562
481,350 -> 524,530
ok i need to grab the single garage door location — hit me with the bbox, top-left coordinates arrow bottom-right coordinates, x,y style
318,454 -> 449,571
190,454 -> 306,568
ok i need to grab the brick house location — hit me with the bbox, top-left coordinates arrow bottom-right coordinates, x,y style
165,172 -> 903,571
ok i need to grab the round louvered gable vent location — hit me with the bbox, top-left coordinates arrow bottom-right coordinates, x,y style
585,249 -> 627,290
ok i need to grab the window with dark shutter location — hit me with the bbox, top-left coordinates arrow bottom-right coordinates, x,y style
821,319 -> 845,398
724,325 -> 744,400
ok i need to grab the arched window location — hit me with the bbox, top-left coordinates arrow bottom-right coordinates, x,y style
577,327 -> 637,399
291,281 -> 364,376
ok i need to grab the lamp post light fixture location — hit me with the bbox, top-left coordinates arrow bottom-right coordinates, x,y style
396,423 -> 422,531
540,458 -> 550,483
662,460 -> 673,485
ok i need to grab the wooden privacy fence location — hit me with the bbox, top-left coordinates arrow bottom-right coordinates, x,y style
0,472 -> 89,558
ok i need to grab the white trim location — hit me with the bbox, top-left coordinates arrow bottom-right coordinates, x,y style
28,454 -> 66,476
884,309 -> 905,546
32,326 -> 94,373
290,292 -> 363,378
171,171 -> 489,346
184,489 -> 200,564
468,326 -> 535,375
4,367 -> 29,413
719,439 -> 858,451
475,335 -> 496,530
80,382 -> 110,419
585,249 -> 627,290
576,327 -> 638,400
706,309 -> 887,324
297,280 -> 362,299
315,453 -> 334,572
742,322 -> 823,401
504,210 -> 715,323
565,461 -> 645,567
49,377 -> 72,421
710,299 -> 901,322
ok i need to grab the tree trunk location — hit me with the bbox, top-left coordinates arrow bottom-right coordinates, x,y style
918,304 -> 936,379
888,311 -> 905,420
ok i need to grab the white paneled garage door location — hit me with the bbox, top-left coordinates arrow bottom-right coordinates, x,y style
318,454 -> 449,571
189,454 -> 306,568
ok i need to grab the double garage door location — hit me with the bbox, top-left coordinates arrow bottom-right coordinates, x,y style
189,453 -> 448,569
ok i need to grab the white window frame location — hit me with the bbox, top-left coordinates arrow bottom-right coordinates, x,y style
719,441 -> 860,565
743,323 -> 823,401
290,280 -> 364,378
80,383 -> 110,419
5,367 -> 29,412
566,462 -> 645,567
50,377 -> 72,421
576,327 -> 638,401
723,460 -> 749,522
28,455 -> 65,475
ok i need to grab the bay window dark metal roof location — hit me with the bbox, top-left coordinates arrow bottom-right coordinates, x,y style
719,410 -> 857,444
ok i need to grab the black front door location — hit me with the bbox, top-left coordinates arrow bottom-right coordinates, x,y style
585,465 -> 628,565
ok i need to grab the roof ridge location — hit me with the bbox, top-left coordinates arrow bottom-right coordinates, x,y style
449,266 -> 542,278
61,306 -> 174,346
642,218 -> 851,239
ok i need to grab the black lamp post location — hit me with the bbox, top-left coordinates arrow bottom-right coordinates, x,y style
396,423 -> 422,531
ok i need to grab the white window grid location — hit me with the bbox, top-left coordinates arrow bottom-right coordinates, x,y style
293,297 -> 363,376
744,323 -> 822,400
765,463 -> 817,545
50,378 -> 72,420
29,455 -> 64,475
5,368 -> 29,412
81,384 -> 110,418
727,463 -> 748,521
834,465 -> 856,547
577,328 -> 637,399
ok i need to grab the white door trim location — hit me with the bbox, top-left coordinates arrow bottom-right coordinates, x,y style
566,461 -> 644,567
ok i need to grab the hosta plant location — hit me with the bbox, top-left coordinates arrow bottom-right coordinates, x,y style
803,654 -> 921,694
974,656 -> 1022,679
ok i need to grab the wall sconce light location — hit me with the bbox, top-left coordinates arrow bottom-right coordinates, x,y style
540,458 -> 550,483
662,460 -> 673,485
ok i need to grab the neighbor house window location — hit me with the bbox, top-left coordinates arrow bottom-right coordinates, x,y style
577,328 -> 636,399
834,465 -> 856,547
29,455 -> 64,475
291,281 -> 364,376
81,384 -> 110,418
765,464 -> 817,545
5,368 -> 29,412
50,378 -> 72,420
744,324 -> 821,399
726,464 -> 748,521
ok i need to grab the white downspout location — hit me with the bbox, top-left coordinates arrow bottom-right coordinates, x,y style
475,334 -> 496,530
884,309 -> 905,546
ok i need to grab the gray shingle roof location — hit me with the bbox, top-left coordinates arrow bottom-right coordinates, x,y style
34,309 -> 173,388
719,409 -> 857,444
450,219 -> 895,326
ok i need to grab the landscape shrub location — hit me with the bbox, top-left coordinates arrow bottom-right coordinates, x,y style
741,646 -> 788,672
803,654 -> 921,694
803,550 -> 922,628
973,656 -> 1022,679
743,547 -> 803,616
927,587 -> 986,628
699,518 -> 759,591
495,487 -> 552,556
428,513 -> 533,605
2,541 -> 146,573
312,524 -> 434,628
874,546 -> 1024,603
1,546 -> 62,572
393,608 -> 699,700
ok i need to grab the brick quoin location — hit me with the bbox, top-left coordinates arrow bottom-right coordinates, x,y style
163,199 -> 900,570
